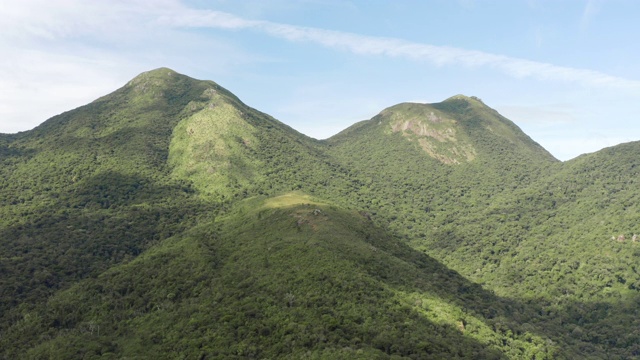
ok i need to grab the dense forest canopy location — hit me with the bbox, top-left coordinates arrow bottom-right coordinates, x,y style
1,68 -> 640,359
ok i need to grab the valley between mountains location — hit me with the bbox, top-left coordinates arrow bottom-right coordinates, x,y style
2,68 -> 640,359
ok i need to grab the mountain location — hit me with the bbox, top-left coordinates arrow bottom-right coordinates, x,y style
1,68 -> 640,358
325,95 -> 558,253
0,192 -> 559,359
327,95 -> 640,358
330,95 -> 554,165
0,69 -> 214,322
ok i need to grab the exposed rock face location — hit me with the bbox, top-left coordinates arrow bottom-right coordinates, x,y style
384,104 -> 477,165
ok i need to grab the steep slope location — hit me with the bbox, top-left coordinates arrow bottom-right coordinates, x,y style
0,68 -> 215,327
325,95 -> 558,247
0,68 -> 375,359
0,67 -> 339,332
452,140 -> 640,291
460,141 -> 640,358
1,193 -> 558,359
328,97 -> 640,358
4,67 -> 640,358
330,95 -> 555,165
166,85 -> 351,200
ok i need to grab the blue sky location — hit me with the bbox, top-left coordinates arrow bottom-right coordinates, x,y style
2,0 -> 640,160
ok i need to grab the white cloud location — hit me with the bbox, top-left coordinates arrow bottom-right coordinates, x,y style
581,0 -> 601,31
0,0 -> 250,133
1,0 -> 638,148
1,0 -> 156,41
0,47 -> 132,133
0,0 -> 158,132
160,8 -> 640,90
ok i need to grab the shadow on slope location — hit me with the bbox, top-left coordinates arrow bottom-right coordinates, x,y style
0,170 -> 213,333
0,193 -> 564,359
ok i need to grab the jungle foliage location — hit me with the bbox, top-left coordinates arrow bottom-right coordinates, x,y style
1,68 -> 639,359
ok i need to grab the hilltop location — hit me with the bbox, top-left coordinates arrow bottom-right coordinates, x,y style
2,68 -> 640,358
1,192 -> 558,358
330,95 -> 554,165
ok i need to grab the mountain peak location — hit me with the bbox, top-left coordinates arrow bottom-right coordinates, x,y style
131,67 -> 179,79
124,67 -> 186,92
5,69 -> 638,358
442,94 -> 480,102
444,94 -> 472,101
436,94 -> 488,111
331,95 -> 555,165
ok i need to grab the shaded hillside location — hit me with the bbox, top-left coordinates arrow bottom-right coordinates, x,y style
0,68 -> 374,358
0,67 -> 362,333
459,141 -> 640,358
3,68 -> 640,358
0,69 -> 218,328
1,193 -> 558,359
325,95 -> 558,244
327,96 -> 640,358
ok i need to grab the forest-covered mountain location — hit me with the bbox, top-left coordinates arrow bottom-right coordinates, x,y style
1,68 -> 640,359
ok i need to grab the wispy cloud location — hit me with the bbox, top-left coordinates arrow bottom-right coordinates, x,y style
5,0 -> 638,93
159,7 -> 640,90
0,0 -> 250,133
2,0 -> 638,158
581,0 -> 601,31
0,0 -> 166,133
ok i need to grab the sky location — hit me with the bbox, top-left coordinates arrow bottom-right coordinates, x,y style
2,0 -> 640,160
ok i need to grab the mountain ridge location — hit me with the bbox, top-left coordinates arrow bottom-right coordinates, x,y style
2,67 -> 640,358
329,95 -> 556,166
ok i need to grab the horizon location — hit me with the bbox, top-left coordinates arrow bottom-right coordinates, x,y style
2,0 -> 640,161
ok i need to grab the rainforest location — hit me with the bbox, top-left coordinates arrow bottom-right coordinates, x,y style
2,68 -> 640,359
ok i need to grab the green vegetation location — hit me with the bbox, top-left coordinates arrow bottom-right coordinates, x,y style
1,193 -> 559,359
1,68 -> 640,358
326,96 -> 640,358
